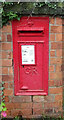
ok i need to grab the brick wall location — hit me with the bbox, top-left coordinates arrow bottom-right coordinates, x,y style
1,17 -> 64,118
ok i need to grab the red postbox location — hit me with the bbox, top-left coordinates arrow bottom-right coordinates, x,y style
12,17 -> 49,95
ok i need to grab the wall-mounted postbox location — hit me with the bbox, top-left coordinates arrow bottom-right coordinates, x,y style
12,17 -> 49,95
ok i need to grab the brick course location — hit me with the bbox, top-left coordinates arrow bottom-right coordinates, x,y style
1,17 -> 63,118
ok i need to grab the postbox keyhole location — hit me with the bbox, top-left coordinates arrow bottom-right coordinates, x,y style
23,65 -> 24,68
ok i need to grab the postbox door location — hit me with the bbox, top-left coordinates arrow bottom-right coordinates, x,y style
19,39 -> 44,91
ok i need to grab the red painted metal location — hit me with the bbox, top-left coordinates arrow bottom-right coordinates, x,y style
12,17 -> 49,95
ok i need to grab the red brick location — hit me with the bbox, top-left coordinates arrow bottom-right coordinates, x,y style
49,87 -> 63,94
50,72 -> 62,80
33,108 -> 43,115
2,24 -> 11,33
50,58 -> 62,64
49,65 -> 55,72
33,103 -> 43,109
56,49 -> 62,57
6,110 -> 11,117
2,51 -> 7,59
2,33 -> 6,41
6,103 -> 21,110
7,51 -> 13,59
56,34 -> 62,41
50,18 -> 55,24
21,109 -> 32,116
11,109 -> 22,117
4,89 -> 13,96
0,75 -> 2,81
51,42 -> 62,49
7,34 -> 12,42
11,96 -> 31,103
8,82 -> 13,88
56,18 -> 62,25
2,67 -> 8,74
0,43 -> 2,50
49,80 -> 54,86
33,96 -> 44,102
0,52 -> 2,59
0,67 -> 2,74
2,59 -> 12,67
5,96 -> 9,102
55,95 -> 63,101
21,103 -> 32,109
3,82 -> 8,88
2,43 -> 11,50
50,50 -> 55,57
8,67 -> 13,74
61,64 -> 64,71
54,79 -> 62,86
2,75 -> 13,82
55,65 -> 61,72
51,26 -> 62,33
0,60 -> 2,67
44,101 -> 62,109
11,109 -> 32,117
50,34 -> 55,41
44,95 -> 54,102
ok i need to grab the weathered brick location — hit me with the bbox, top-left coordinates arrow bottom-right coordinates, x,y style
5,96 -> 9,102
2,75 -> 13,82
6,103 -> 20,109
55,95 -> 62,101
8,82 -> 13,88
44,95 -> 54,102
56,65 -> 61,72
2,33 -> 6,41
51,26 -> 62,33
49,87 -> 63,94
50,50 -> 55,57
2,43 -> 11,50
2,51 -> 7,59
7,51 -> 13,59
50,58 -> 62,64
54,79 -> 62,86
56,18 -> 62,25
11,96 -> 31,103
2,67 -> 8,74
50,18 -> 55,24
2,24 -> 11,33
21,103 -> 32,109
51,42 -> 62,49
56,49 -> 62,57
50,72 -> 62,80
4,89 -> 13,96
6,110 -> 11,117
7,34 -> 12,42
49,80 -> 54,86
8,67 -> 13,75
11,109 -> 22,117
56,33 -> 62,41
61,64 -> 64,71
33,96 -> 44,102
49,65 -> 55,72
2,59 -> 12,67
33,108 -> 43,115
0,67 -> 2,74
33,103 -> 43,108
3,82 -> 8,88
11,109 -> 32,117
50,34 -> 55,41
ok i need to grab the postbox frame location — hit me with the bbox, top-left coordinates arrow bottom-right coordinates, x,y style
12,17 -> 49,96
